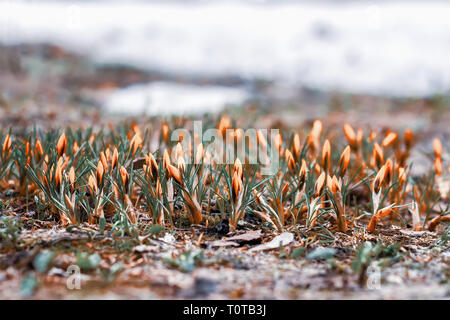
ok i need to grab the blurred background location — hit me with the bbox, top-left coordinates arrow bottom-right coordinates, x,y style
0,0 -> 449,129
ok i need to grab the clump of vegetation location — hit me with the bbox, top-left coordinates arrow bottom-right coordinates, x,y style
0,215 -> 22,247
164,250 -> 204,272
0,116 -> 447,238
352,241 -> 401,286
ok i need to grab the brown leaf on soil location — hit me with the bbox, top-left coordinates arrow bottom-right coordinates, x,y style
226,230 -> 262,243
206,240 -> 240,248
249,232 -> 293,252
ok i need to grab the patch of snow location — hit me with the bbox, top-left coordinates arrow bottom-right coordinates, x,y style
101,82 -> 249,115
1,0 -> 450,97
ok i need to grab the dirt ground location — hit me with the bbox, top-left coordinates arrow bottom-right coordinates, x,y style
0,219 -> 448,299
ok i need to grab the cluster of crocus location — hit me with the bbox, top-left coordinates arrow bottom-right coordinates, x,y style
0,116 -> 447,235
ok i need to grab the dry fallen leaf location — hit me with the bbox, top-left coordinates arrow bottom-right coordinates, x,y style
206,240 -> 240,248
226,230 -> 262,243
249,232 -> 294,252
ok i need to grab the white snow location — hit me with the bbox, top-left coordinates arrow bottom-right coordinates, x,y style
1,0 -> 450,99
101,81 -> 249,115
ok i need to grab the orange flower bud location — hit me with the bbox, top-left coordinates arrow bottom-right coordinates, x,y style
234,158 -> 243,180
155,180 -> 162,199
326,174 -> 333,191
72,141 -> 79,155
285,149 -> 295,174
56,132 -> 67,157
217,115 -> 231,136
163,149 -> 171,170
404,129 -> 414,149
35,139 -> 44,158
328,175 -> 341,193
343,124 -> 357,148
311,120 -> 322,139
131,123 -> 142,137
433,138 -> 442,158
89,134 -> 95,146
257,129 -> 267,151
64,194 -> 74,213
195,143 -> 204,164
372,142 -> 384,168
367,206 -> 393,233
356,128 -> 364,146
161,123 -> 170,143
68,166 -> 76,185
307,120 -> 322,152
339,145 -> 351,176
314,171 -> 326,197
231,171 -> 243,201
96,160 -> 104,185
314,163 -> 321,176
434,157 -> 442,176
177,157 -> 186,174
111,147 -> 119,170
120,166 -> 129,188
25,141 -> 30,157
372,165 -> 387,193
321,139 -> 331,170
175,142 -> 184,161
385,158 -> 393,184
382,131 -> 398,148
428,215 -> 450,232
129,133 -> 143,156
167,164 -> 183,185
273,132 -> 283,154
2,134 -> 11,154
88,174 -> 98,195
100,151 -> 108,172
293,133 -> 301,159
55,161 -> 62,190
105,147 -> 111,161
148,153 -> 159,180
298,159 -> 307,189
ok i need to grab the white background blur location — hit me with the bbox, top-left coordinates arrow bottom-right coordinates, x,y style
1,0 -> 450,114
